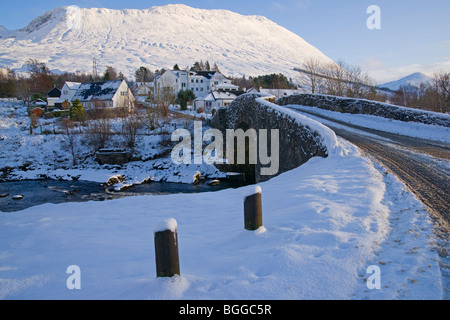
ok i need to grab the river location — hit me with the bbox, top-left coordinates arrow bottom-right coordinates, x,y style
0,178 -> 249,213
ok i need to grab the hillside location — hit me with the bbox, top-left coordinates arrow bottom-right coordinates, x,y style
0,4 -> 334,80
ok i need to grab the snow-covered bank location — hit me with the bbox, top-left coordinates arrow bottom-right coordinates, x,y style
0,139 -> 443,300
0,101 -> 226,185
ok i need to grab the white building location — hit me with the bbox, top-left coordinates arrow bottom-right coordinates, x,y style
134,82 -> 155,97
155,69 -> 235,98
55,82 -> 81,108
72,80 -> 135,112
154,70 -> 189,97
258,88 -> 304,99
194,90 -> 243,114
47,87 -> 61,108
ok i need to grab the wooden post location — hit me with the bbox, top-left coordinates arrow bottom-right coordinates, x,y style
244,186 -> 263,231
154,219 -> 180,278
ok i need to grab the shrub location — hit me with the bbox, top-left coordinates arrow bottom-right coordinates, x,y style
70,99 -> 86,122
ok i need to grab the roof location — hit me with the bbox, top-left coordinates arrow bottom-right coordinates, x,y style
214,82 -> 239,90
195,92 -> 216,102
72,80 -> 124,102
47,87 -> 61,98
259,88 -> 303,98
64,82 -> 82,90
212,90 -> 245,100
194,71 -> 217,80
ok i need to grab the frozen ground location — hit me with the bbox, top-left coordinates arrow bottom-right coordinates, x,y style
0,137 -> 445,299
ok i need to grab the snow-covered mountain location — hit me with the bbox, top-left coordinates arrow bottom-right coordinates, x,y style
0,4 -> 334,80
380,72 -> 433,91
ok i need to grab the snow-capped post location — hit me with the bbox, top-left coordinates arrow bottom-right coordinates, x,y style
243,186 -> 263,231
154,219 -> 180,278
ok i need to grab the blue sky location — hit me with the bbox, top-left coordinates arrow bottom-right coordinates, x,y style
1,0 -> 449,82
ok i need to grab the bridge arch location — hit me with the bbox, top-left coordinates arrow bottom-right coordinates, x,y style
210,93 -> 334,183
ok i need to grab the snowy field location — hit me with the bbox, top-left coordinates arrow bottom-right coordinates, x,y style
0,137 -> 444,299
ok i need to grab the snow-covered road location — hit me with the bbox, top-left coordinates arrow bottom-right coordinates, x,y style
288,105 -> 450,299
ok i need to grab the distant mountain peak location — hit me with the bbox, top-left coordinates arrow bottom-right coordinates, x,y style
380,72 -> 432,91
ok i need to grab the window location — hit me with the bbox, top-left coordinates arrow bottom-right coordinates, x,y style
196,79 -> 199,83
200,79 -> 204,83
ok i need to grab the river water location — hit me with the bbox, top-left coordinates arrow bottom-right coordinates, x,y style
0,179 -> 248,213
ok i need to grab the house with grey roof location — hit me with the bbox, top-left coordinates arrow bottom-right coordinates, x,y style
72,80 -> 135,112
55,82 -> 81,108
194,90 -> 245,114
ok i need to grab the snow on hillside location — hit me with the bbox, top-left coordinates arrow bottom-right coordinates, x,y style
380,72 -> 433,91
0,4 -> 334,79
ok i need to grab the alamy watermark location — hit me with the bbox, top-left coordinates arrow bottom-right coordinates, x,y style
171,121 -> 280,177
66,265 -> 81,290
367,5 -> 381,30
366,265 -> 381,290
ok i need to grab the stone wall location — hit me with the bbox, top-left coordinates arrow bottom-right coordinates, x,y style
210,93 -> 329,183
95,149 -> 132,166
277,94 -> 450,127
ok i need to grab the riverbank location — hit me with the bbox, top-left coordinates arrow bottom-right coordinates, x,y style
0,100 -> 227,186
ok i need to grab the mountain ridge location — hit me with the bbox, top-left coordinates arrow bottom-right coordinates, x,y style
0,4 -> 334,80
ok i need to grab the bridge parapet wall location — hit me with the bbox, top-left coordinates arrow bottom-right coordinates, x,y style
277,93 -> 450,127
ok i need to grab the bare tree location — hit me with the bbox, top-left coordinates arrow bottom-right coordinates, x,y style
86,100 -> 112,150
143,91 -> 160,131
62,119 -> 78,166
155,77 -> 176,118
323,61 -> 346,97
432,71 -> 450,113
301,58 -> 324,94
121,96 -> 141,149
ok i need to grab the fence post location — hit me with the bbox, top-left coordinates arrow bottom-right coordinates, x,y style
244,186 -> 263,231
154,219 -> 180,278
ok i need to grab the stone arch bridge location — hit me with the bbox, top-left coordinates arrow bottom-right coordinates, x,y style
209,93 -> 333,183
